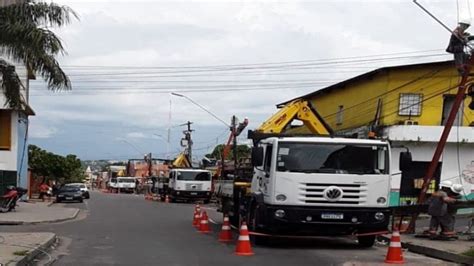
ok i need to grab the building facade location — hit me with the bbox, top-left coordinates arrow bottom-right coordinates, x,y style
0,56 -> 34,195
282,60 -> 474,205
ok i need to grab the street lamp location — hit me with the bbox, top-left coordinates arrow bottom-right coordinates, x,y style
171,92 -> 230,128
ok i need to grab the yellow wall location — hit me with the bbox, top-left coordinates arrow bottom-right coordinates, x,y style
308,63 -> 474,131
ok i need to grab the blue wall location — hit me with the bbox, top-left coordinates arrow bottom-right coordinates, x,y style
16,113 -> 28,188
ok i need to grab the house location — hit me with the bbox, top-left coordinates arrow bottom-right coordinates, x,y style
0,56 -> 35,195
281,60 -> 474,205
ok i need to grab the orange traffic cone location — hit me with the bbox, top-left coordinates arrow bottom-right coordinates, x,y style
199,211 -> 211,233
193,210 -> 201,228
165,195 -> 170,203
194,204 -> 201,213
235,222 -> 254,256
385,230 -> 404,264
218,215 -> 233,242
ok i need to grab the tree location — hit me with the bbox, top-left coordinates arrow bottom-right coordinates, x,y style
28,144 -> 85,183
0,0 -> 77,108
209,144 -> 251,160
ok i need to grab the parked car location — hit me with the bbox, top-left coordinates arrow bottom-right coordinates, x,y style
65,183 -> 90,199
56,186 -> 83,203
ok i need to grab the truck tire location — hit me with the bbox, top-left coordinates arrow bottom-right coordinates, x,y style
248,205 -> 268,245
357,235 -> 375,248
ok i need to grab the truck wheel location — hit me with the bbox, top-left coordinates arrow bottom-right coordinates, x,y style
249,206 -> 268,245
357,235 -> 375,248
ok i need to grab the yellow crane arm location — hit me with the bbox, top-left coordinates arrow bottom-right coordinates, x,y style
172,153 -> 191,168
256,99 -> 333,135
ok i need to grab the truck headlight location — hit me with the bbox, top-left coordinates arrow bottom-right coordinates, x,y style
274,209 -> 286,218
374,212 -> 385,221
276,194 -> 287,201
177,191 -> 180,195
377,197 -> 387,204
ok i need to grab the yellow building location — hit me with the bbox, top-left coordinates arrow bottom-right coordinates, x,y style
282,60 -> 474,205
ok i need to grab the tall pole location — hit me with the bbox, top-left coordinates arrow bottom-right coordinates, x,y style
186,121 -> 193,165
407,57 -> 474,232
232,116 -> 238,175
167,98 -> 172,159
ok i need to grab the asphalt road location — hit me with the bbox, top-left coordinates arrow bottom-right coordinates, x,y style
0,191 -> 452,265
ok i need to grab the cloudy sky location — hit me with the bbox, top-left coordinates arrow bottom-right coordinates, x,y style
28,0 -> 461,161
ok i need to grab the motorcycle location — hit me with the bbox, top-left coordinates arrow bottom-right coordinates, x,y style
0,186 -> 28,213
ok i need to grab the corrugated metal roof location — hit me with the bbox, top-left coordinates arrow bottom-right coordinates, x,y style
278,60 -> 454,107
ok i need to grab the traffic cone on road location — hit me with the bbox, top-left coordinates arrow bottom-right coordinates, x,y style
218,215 -> 233,242
235,222 -> 254,256
199,211 -> 211,233
165,195 -> 170,203
385,230 -> 404,264
194,204 -> 201,214
193,210 -> 201,228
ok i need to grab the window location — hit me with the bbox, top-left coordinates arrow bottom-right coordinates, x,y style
336,105 -> 344,125
264,145 -> 273,173
0,110 -> 11,150
399,93 -> 422,116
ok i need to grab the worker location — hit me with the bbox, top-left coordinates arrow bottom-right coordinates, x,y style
446,19 -> 474,75
426,181 -> 462,239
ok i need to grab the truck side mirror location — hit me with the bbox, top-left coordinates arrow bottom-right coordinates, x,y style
252,147 -> 264,166
399,151 -> 412,171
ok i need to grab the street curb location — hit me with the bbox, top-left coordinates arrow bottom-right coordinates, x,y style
9,233 -> 56,266
0,209 -> 80,226
378,235 -> 474,265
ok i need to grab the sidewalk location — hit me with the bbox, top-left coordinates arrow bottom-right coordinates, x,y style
380,233 -> 474,265
0,201 -> 79,225
0,232 -> 56,265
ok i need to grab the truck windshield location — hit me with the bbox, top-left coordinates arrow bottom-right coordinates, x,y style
176,171 -> 211,181
276,142 -> 388,174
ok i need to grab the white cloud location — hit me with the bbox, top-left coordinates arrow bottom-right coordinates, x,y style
28,0 -> 460,159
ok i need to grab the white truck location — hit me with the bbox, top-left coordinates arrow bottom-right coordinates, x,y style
168,169 -> 212,203
246,136 -> 392,246
108,177 -> 136,193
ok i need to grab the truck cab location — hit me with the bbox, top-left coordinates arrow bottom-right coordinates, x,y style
248,136 -> 391,246
168,169 -> 212,203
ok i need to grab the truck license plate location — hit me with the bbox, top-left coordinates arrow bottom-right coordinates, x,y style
321,213 -> 344,220
66,197 -> 73,200
190,192 -> 197,195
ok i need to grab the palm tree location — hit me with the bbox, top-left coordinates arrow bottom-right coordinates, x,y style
0,0 -> 77,108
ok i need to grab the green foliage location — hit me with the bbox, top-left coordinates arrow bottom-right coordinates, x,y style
0,0 -> 77,107
29,144 -> 85,183
209,144 -> 251,160
0,59 -> 22,108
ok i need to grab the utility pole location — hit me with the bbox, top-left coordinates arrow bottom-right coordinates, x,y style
232,116 -> 238,174
181,121 -> 194,165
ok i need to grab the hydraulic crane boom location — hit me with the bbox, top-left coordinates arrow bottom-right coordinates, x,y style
248,99 -> 333,144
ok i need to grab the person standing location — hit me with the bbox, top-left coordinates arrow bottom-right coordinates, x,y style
446,19 -> 474,75
426,181 -> 461,238
38,182 -> 50,202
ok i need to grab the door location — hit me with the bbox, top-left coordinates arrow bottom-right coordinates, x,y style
442,95 -> 464,126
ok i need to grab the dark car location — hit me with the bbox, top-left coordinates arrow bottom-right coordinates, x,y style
65,183 -> 90,199
56,186 -> 83,203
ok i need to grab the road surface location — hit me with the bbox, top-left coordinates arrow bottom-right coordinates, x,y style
0,191 -> 452,265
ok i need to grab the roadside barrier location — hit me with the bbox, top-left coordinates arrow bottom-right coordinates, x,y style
199,211 -> 211,233
218,215 -> 233,242
235,222 -> 254,256
385,230 -> 404,264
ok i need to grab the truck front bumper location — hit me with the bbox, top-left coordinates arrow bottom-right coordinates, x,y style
171,190 -> 211,199
258,205 -> 390,236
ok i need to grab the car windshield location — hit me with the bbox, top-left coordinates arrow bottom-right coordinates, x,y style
118,178 -> 135,183
60,187 -> 80,192
276,142 -> 388,174
176,171 -> 211,181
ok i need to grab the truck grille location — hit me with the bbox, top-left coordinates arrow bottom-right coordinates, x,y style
299,183 -> 367,205
185,183 -> 203,191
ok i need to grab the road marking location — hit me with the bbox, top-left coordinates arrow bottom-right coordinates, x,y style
208,218 -> 218,225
